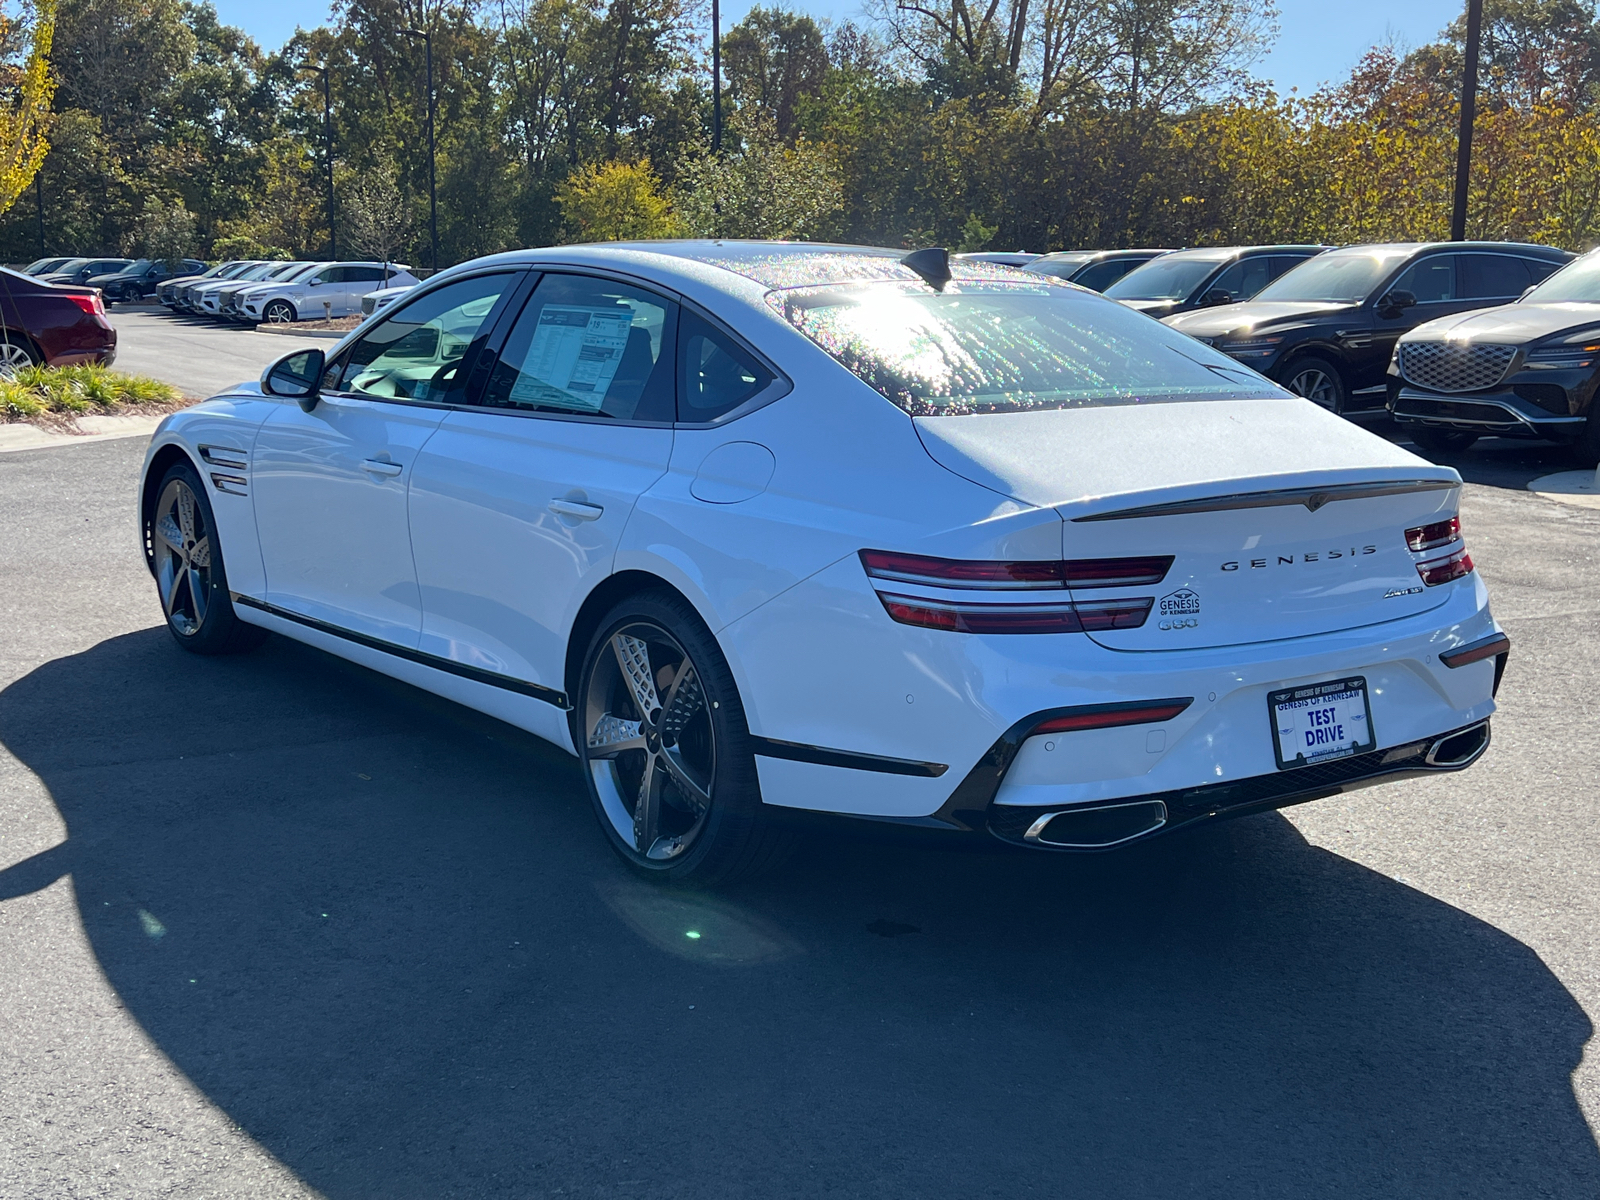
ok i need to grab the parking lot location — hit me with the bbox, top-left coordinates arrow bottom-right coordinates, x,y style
2,316 -> 1598,1197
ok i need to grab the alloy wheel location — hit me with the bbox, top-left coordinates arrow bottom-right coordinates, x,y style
265,302 -> 294,324
584,623 -> 716,862
151,477 -> 213,637
1289,366 -> 1340,411
0,340 -> 35,379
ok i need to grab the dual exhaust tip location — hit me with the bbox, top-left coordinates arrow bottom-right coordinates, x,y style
1021,721 -> 1490,849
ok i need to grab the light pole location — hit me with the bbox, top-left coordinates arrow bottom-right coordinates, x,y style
403,27 -> 439,272
309,62 -> 336,258
711,0 -> 721,153
1450,0 -> 1484,242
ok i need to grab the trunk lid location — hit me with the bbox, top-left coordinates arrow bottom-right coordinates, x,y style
914,398 -> 1462,651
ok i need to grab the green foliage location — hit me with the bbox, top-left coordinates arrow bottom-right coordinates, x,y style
557,160 -> 683,242
132,195 -> 196,265
672,110 -> 844,239
957,213 -> 998,251
2,364 -> 179,420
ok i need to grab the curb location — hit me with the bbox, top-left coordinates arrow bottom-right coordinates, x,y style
1527,469 -> 1600,510
253,324 -> 351,340
0,412 -> 170,454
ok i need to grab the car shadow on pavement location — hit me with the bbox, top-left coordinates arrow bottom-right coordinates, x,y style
1,628 -> 1596,1199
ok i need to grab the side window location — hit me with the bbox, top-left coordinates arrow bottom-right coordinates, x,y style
347,266 -> 388,284
313,267 -> 343,285
1072,260 -> 1131,292
1527,257 -> 1562,285
1460,254 -> 1531,299
1209,257 -> 1272,300
678,311 -> 775,422
479,273 -> 676,422
1267,255 -> 1310,281
326,273 -> 513,403
1391,256 -> 1456,303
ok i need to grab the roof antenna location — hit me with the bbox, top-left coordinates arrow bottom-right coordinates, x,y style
900,247 -> 951,292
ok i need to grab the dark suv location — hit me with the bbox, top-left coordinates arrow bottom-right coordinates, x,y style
89,258 -> 206,303
1388,247 -> 1600,462
1024,249 -> 1171,292
1165,242 -> 1573,415
1103,244 -> 1326,318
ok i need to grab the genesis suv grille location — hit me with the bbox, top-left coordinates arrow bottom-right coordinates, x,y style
1398,342 -> 1518,393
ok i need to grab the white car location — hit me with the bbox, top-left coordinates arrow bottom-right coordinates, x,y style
360,283 -> 416,316
137,242 -> 1508,883
241,262 -> 421,324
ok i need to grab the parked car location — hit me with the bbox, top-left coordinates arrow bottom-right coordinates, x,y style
41,258 -> 133,287
1387,246 -> 1600,462
90,257 -> 207,303
1165,241 -> 1573,416
215,262 -> 329,321
158,260 -> 261,308
138,242 -> 1505,884
956,251 -> 1041,268
0,266 -> 116,375
19,256 -> 77,276
361,283 -> 416,316
177,261 -> 278,311
1105,245 -> 1327,318
1025,248 -> 1172,292
192,261 -> 312,317
240,262 -> 421,324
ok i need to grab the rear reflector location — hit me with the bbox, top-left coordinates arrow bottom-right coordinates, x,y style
860,550 -> 1172,590
1417,548 -> 1473,586
1031,698 -> 1193,734
1405,516 -> 1460,552
1439,632 -> 1510,669
876,592 -> 1153,634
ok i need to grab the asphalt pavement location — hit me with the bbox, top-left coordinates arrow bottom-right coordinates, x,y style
109,307 -> 309,399
1,350 -> 1598,1196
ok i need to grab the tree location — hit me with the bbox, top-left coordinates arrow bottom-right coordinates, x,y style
723,8 -> 828,140
672,110 -> 842,238
557,158 -> 681,241
0,0 -> 57,218
131,194 -> 195,265
341,162 -> 414,262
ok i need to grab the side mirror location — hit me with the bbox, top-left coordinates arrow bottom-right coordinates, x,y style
1199,288 -> 1234,307
1378,289 -> 1417,316
262,347 -> 325,412
308,278 -> 322,287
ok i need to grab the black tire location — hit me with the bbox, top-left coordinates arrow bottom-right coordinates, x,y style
574,589 -> 789,885
0,333 -> 39,378
1409,426 -> 1480,454
146,461 -> 268,655
263,300 -> 296,325
1279,355 -> 1348,413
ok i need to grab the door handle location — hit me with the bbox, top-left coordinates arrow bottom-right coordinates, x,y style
548,498 -> 604,521
362,459 -> 403,478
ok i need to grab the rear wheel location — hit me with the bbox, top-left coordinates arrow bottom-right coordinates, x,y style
147,462 -> 267,655
1409,426 -> 1480,454
576,591 -> 788,884
1281,356 -> 1347,413
0,334 -> 39,378
263,300 -> 296,325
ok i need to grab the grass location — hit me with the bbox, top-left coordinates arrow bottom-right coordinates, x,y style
0,365 -> 181,422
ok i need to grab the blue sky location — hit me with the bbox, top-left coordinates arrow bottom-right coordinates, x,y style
213,0 -> 1464,97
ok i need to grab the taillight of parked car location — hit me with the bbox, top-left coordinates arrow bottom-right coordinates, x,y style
1405,516 -> 1473,586
64,292 -> 106,318
859,550 -> 1173,590
876,593 -> 1153,634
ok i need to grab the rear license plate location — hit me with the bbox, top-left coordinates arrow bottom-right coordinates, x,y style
1269,677 -> 1376,770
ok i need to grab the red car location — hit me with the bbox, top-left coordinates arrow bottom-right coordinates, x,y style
0,266 -> 117,374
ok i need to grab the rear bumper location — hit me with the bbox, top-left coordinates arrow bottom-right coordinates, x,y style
1388,385 -> 1588,442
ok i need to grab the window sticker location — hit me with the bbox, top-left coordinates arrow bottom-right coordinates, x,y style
510,304 -> 633,411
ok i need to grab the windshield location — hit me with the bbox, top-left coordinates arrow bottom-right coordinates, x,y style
1025,254 -> 1094,280
1254,248 -> 1413,303
1523,252 -> 1600,303
1103,254 -> 1225,301
274,261 -> 320,281
53,259 -> 89,273
774,279 -> 1273,416
124,259 -> 151,272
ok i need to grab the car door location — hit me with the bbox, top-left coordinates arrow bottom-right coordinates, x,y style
1206,255 -> 1273,304
1458,252 -> 1534,309
1364,253 -> 1468,389
250,271 -> 520,646
407,271 -> 678,697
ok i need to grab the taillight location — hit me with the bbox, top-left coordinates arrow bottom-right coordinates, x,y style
64,292 -> 106,318
877,593 -> 1153,634
860,550 -> 1172,590
1417,549 -> 1473,586
1405,517 -> 1460,552
1031,698 -> 1193,734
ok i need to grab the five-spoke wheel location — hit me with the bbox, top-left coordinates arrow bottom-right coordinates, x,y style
577,593 -> 786,882
145,462 -> 266,654
1282,356 -> 1346,413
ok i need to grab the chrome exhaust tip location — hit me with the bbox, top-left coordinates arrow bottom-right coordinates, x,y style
1023,800 -> 1168,849
1425,721 -> 1490,767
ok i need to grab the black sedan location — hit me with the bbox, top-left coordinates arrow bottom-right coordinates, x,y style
89,257 -> 206,303
1024,248 -> 1171,292
1103,244 -> 1327,318
1388,248 -> 1600,462
40,257 -> 132,287
1165,241 -> 1573,416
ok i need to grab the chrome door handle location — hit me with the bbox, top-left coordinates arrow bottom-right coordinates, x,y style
362,459 -> 403,478
548,498 -> 604,521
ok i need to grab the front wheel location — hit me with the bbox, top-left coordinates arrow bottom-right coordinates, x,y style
147,462 -> 267,655
263,300 -> 296,325
576,591 -> 788,884
1280,355 -> 1348,414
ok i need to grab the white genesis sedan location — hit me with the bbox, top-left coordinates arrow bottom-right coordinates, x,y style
138,242 -> 1509,882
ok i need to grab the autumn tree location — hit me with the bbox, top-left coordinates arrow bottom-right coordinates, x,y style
0,0 -> 57,218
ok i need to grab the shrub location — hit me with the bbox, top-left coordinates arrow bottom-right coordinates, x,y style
0,365 -> 180,420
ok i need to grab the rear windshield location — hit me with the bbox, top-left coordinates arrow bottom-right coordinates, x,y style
1103,254 -> 1225,301
773,279 -> 1273,416
1254,248 -> 1413,303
